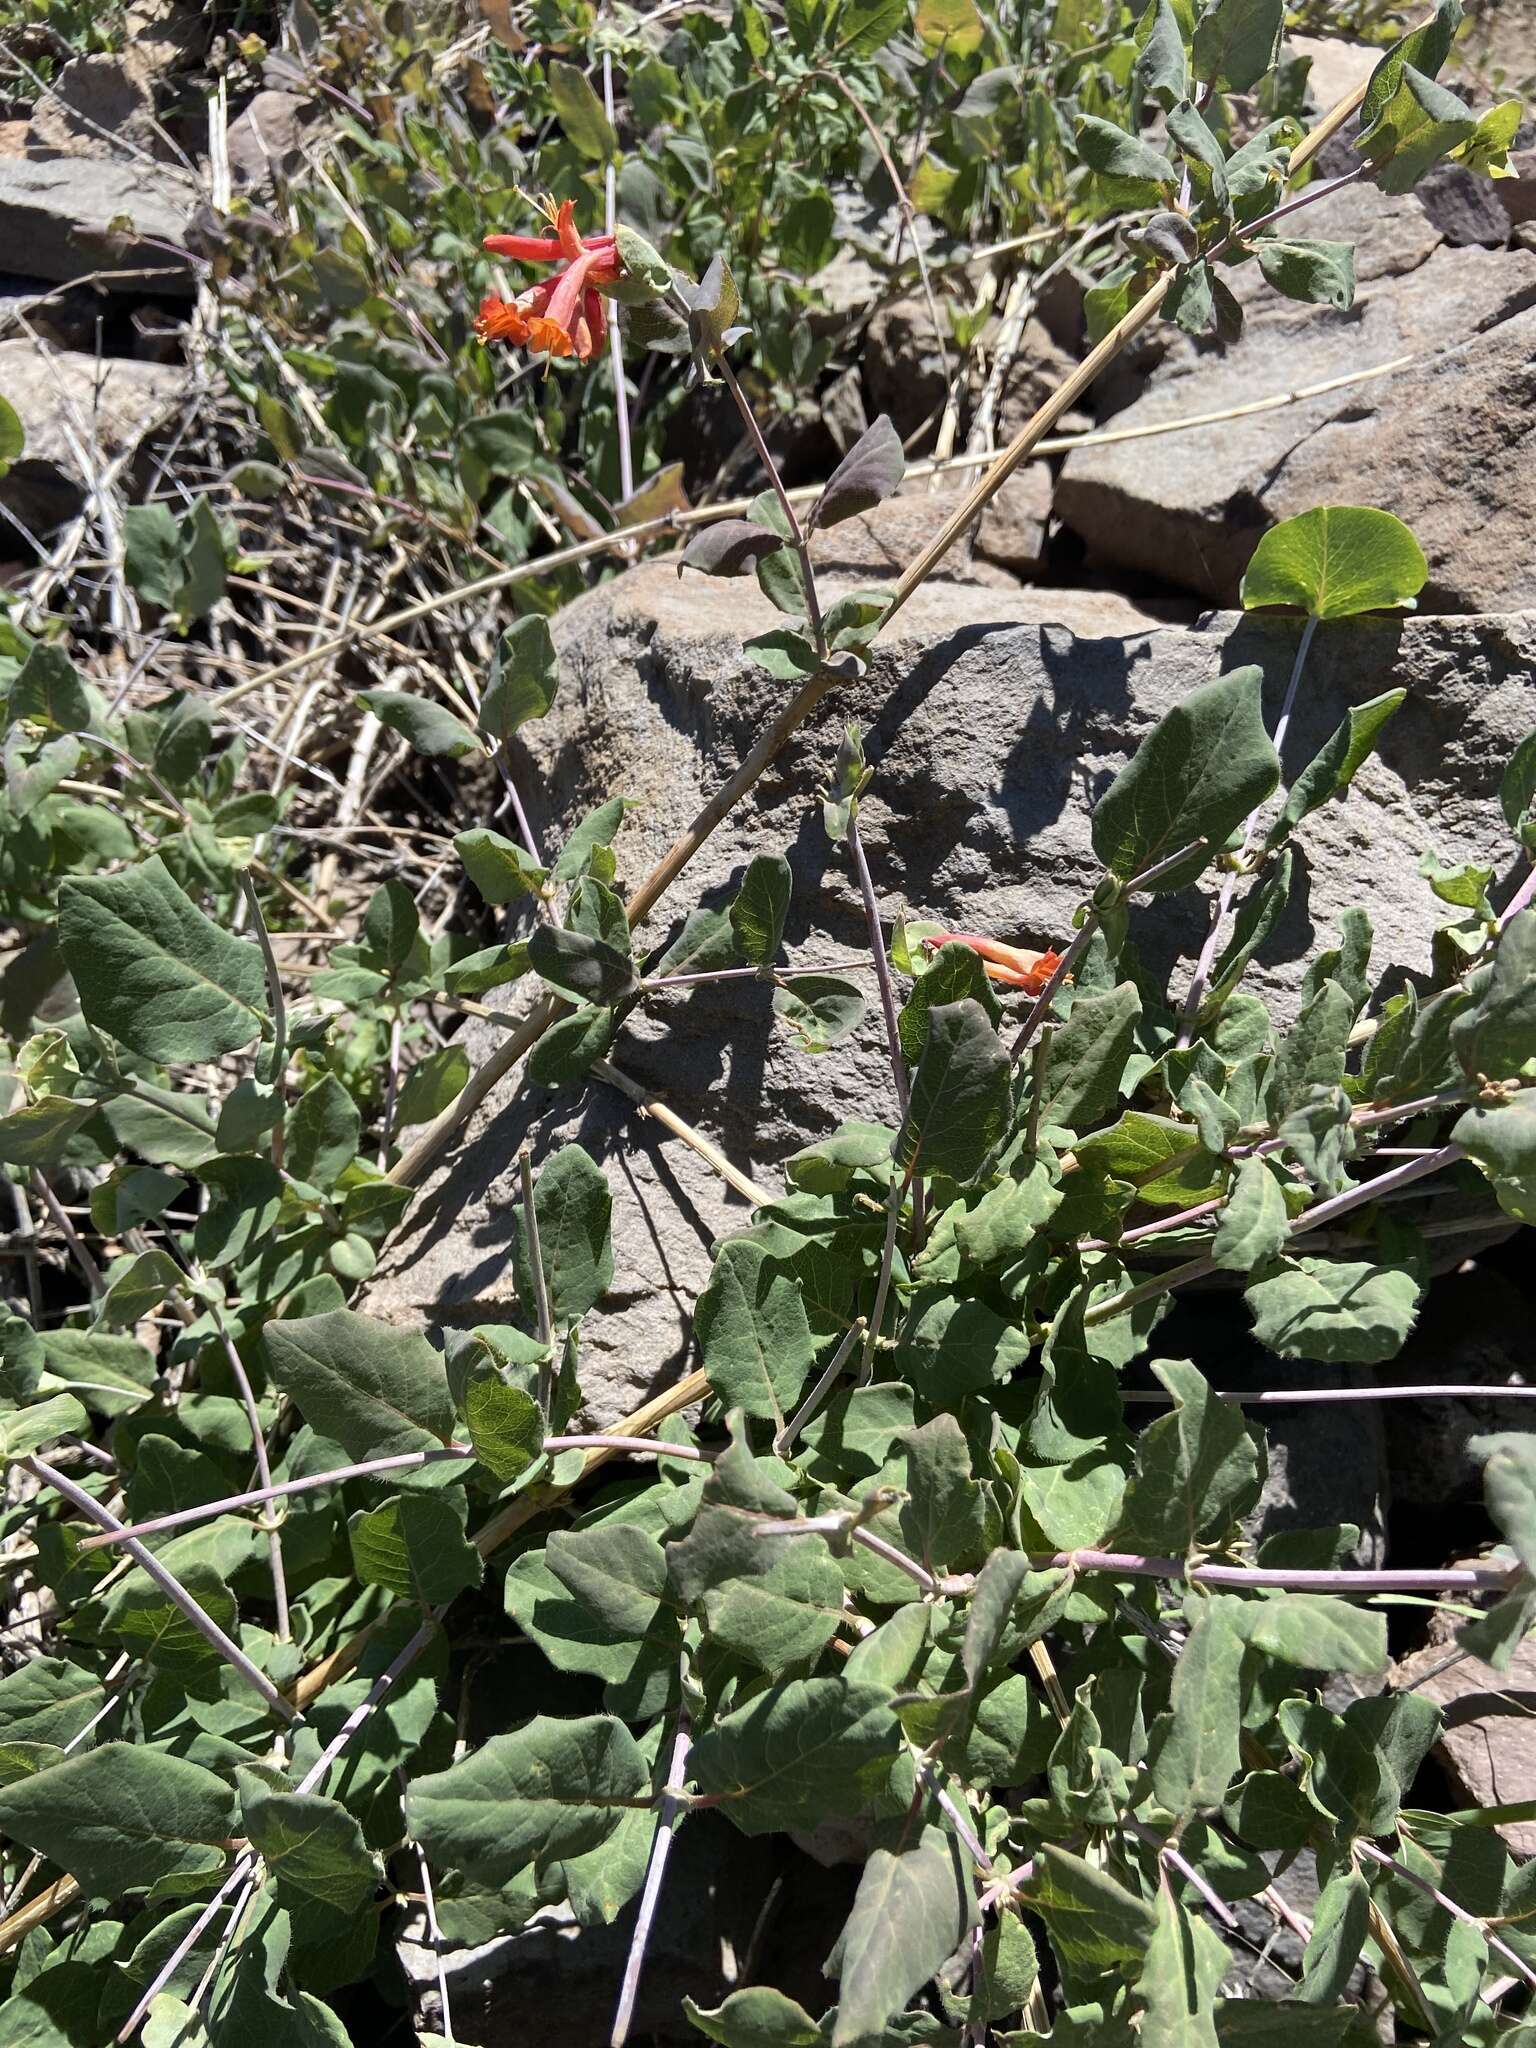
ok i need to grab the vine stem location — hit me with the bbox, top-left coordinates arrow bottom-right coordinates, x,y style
1355,1840 -> 1536,1992
400,1768 -> 455,2044
848,810 -> 909,1116
860,1176 -> 907,1382
24,1455 -> 298,1724
239,873 -> 287,1168
756,1516 -> 1516,1596
716,356 -> 825,654
601,49 -> 634,505
610,1685 -> 692,2048
1178,613 -> 1319,1044
77,1437 -> 707,1552
775,1318 -> 868,1459
519,1145 -> 555,1415
208,1297 -> 290,1643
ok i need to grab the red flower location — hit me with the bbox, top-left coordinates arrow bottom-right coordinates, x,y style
922,931 -> 1066,995
475,200 -> 620,361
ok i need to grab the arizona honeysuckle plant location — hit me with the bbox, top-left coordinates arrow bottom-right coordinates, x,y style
0,1 -> 1534,2044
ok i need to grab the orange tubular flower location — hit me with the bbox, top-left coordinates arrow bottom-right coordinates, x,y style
923,931 -> 1067,995
475,200 -> 621,362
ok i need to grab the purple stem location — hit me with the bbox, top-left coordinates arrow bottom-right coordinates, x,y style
1122,1383 -> 1536,1408
610,1687 -> 692,2048
1048,1551 -> 1514,1592
1497,858 -> 1536,933
1355,1840 -> 1536,1991
77,1446 -> 477,1550
26,1456 -> 297,1725
646,958 -> 877,989
211,1309 -> 290,1643
848,812 -> 909,1116
79,1433 -> 710,1553
1178,616 -> 1318,1044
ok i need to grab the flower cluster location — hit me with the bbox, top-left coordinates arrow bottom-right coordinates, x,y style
474,200 -> 619,361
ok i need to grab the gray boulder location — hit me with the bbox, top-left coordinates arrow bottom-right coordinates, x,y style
0,156 -> 198,293
367,562 -> 1536,1427
1055,181 -> 1536,608
0,336 -> 188,533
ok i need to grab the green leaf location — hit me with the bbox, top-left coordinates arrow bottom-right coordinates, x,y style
836,0 -> 905,54
0,1658 -> 105,1746
237,1772 -> 377,1933
1244,1254 -> 1422,1364
1038,982 -> 1142,1136
704,1542 -> 846,1676
121,503 -> 183,610
1138,0 -> 1189,110
1075,1111 -> 1222,1208
0,1395 -> 89,1465
1191,0 -> 1284,91
527,1004 -> 616,1087
1253,239 -> 1355,311
1451,912 -> 1536,1080
527,922 -> 636,1006
901,1413 -> 986,1571
10,644 -> 93,733
1138,1881 -> 1227,2047
691,1678 -> 901,1835
1019,1844 -> 1157,1971
286,1074 -> 360,1187
1360,63 -> 1476,193
1467,1432 -> 1536,1574
1298,1870 -> 1370,2003
1454,1091 -> 1536,1223
896,999 -> 1012,1184
773,975 -> 866,1053
264,1308 -> 455,1460
730,855 -> 792,966
0,393 -> 23,477
1270,689 -> 1406,845
898,941 -> 1001,1066
102,1560 -> 236,1674
454,828 -> 547,906
1360,0 -> 1462,128
685,1987 -> 822,2047
1076,114 -> 1177,189
1118,1358 -> 1262,1553
193,1154 -> 283,1269
0,1096 -> 97,1169
480,616 -> 559,747
0,1744 -> 235,1898
1091,668 -> 1279,891
407,1715 -> 648,1883
395,1046 -> 470,1128
1211,1157 -> 1288,1271
545,1524 -> 682,1648
349,1492 -> 482,1605
464,1374 -> 544,1482
1152,1605 -> 1244,1814
356,690 -> 481,760
546,59 -> 617,159
1240,508 -> 1427,619
744,627 -> 821,680
517,1145 -> 613,1327
1216,1592 -> 1386,1673
58,856 -> 269,1062
697,1239 -> 815,1426
554,795 -> 632,884
831,1824 -> 978,2047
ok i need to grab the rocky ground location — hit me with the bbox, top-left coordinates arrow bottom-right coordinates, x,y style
4,13 -> 1536,2038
